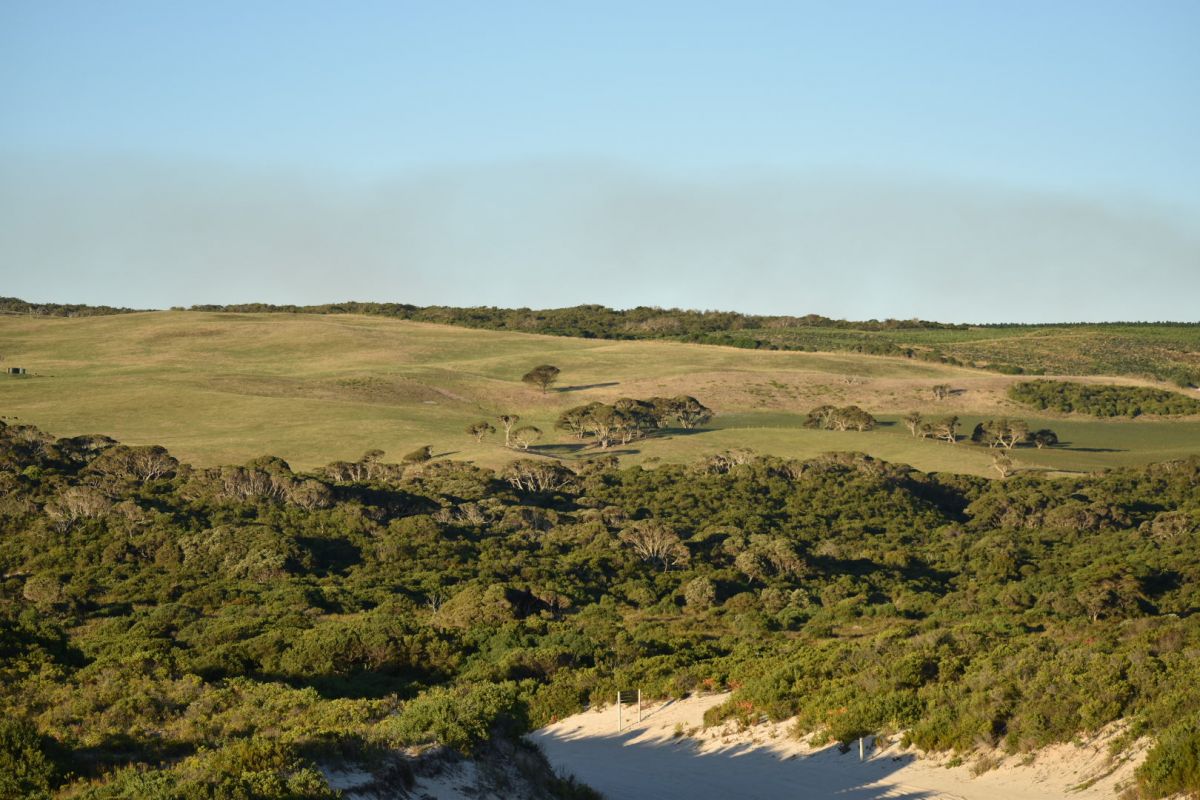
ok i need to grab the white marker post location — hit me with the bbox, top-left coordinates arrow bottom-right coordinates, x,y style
617,690 -> 638,732
859,737 -> 864,761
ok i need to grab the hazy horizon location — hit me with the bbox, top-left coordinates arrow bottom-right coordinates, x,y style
3,2 -> 1198,323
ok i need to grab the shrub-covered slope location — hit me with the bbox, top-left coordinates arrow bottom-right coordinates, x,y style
0,421 -> 1198,798
1010,379 -> 1200,417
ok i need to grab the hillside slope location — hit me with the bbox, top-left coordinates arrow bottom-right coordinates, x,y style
2,311 -> 1198,475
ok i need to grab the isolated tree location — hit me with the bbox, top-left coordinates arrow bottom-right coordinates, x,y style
510,425 -> 542,450
522,365 -> 561,393
932,384 -> 951,401
903,411 -> 924,437
402,445 -> 433,464
619,521 -> 690,570
933,415 -> 959,444
1031,428 -> 1059,449
497,414 -> 520,447
991,452 -> 1014,478
466,421 -> 495,443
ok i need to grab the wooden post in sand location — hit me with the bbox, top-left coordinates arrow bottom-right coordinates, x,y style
617,692 -> 622,732
637,689 -> 642,724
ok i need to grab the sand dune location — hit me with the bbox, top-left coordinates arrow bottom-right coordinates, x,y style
531,693 -> 1147,800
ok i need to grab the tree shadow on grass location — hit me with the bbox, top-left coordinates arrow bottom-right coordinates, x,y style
527,442 -> 590,456
655,427 -> 710,438
556,382 -> 620,392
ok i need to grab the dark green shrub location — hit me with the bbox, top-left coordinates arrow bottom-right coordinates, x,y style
1138,721 -> 1200,799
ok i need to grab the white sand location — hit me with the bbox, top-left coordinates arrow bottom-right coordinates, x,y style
531,693 -> 1148,800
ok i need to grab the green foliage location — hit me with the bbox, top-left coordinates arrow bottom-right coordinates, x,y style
0,718 -> 58,800
1,422 -> 1197,794
1137,721 -> 1200,798
803,405 -> 876,431
402,445 -> 433,464
79,738 -> 336,800
522,365 -> 561,393
384,682 -> 525,754
0,297 -> 144,317
1010,380 -> 1200,417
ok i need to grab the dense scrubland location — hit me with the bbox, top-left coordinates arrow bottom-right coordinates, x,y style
1010,380 -> 1200,417
1,420 -> 1198,798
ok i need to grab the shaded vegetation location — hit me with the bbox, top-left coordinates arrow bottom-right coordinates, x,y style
1010,380 -> 1200,418
0,420 -> 1197,798
0,297 -> 145,318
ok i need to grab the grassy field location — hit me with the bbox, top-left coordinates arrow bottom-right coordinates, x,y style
2,311 -> 1198,476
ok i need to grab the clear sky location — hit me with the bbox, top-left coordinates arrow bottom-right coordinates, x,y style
2,1 -> 1198,321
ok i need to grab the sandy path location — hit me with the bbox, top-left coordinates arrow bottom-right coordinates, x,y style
531,693 -> 1145,800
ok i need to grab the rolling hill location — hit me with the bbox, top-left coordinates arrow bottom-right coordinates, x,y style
3,311 -> 1199,476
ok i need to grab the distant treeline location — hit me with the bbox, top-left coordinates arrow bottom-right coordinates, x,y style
5,297 -> 1198,385
186,301 -> 971,337
184,302 -> 1200,384
185,301 -> 990,368
1010,380 -> 1200,417
0,297 -> 145,317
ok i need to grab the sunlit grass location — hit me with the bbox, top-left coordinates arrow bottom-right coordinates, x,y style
2,311 -> 1197,476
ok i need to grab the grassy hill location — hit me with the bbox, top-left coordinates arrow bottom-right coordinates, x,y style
2,311 -> 1198,476
182,301 -> 1200,386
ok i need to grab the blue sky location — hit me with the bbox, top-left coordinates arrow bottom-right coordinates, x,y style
2,1 -> 1198,320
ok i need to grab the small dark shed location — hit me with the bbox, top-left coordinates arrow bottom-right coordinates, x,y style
7,367 -> 25,375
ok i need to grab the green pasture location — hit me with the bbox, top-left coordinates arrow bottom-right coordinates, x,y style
1,311 -> 1197,476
